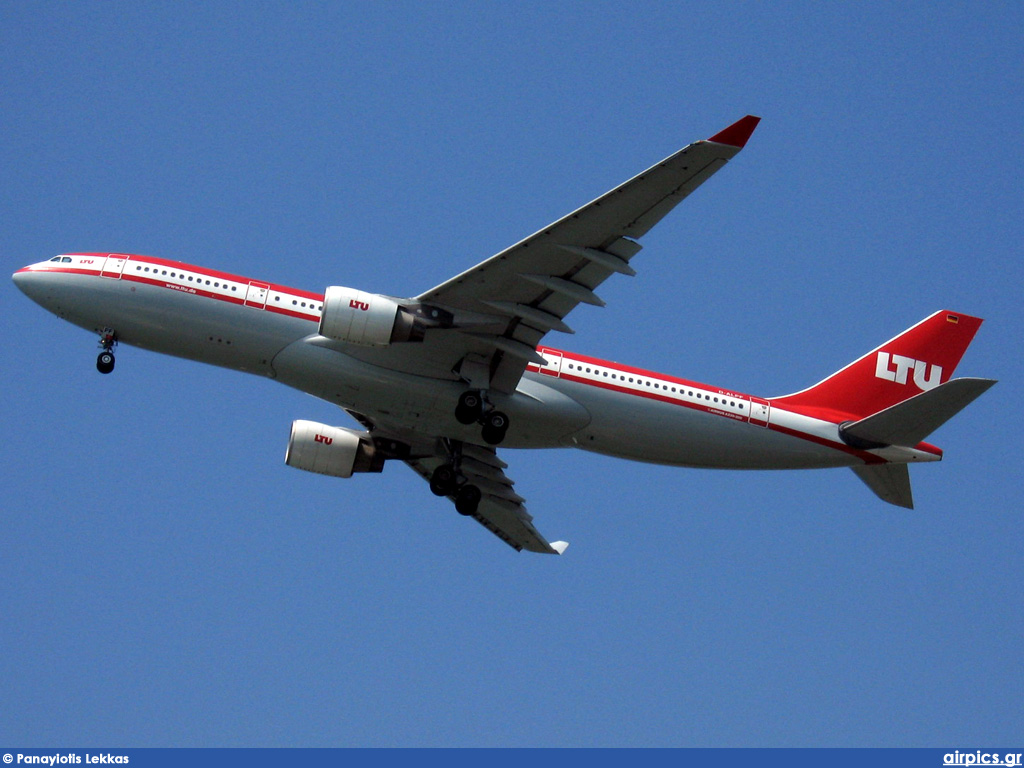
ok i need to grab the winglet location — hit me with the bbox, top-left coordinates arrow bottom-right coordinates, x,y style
550,541 -> 569,555
708,115 -> 761,148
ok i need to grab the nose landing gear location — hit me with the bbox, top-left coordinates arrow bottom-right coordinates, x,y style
96,329 -> 118,374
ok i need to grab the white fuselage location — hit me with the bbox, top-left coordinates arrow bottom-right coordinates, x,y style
13,253 -> 939,472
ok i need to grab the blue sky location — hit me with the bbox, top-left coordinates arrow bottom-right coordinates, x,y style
2,1 -> 1021,747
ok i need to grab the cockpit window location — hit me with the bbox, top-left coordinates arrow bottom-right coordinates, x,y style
61,257 -> 72,263
50,256 -> 61,262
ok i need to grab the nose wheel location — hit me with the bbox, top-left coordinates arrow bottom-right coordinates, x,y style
96,328 -> 118,374
455,389 -> 510,445
96,351 -> 115,374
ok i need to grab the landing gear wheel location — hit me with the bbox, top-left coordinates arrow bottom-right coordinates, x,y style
429,464 -> 458,497
96,328 -> 118,374
96,351 -> 115,374
455,484 -> 482,516
481,410 -> 509,445
455,390 -> 484,425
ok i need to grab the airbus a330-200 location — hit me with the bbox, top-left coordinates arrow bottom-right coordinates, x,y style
14,116 -> 995,554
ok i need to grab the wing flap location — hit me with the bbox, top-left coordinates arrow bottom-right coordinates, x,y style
405,448 -> 566,555
413,116 -> 759,393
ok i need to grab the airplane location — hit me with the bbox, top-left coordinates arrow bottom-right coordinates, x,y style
13,115 -> 996,555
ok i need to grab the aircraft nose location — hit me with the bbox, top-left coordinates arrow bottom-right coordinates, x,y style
12,267 -> 31,293
12,265 -> 48,303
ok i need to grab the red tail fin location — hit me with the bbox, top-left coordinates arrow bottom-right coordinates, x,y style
771,310 -> 984,422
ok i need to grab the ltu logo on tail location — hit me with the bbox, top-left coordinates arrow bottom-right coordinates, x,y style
875,352 -> 942,390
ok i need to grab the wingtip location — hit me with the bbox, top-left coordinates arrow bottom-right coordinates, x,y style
550,541 -> 569,555
708,114 -> 761,148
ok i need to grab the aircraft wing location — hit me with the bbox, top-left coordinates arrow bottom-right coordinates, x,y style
405,444 -> 568,555
416,115 -> 760,393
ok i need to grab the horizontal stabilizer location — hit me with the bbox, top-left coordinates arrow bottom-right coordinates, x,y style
841,377 -> 996,448
852,464 -> 914,509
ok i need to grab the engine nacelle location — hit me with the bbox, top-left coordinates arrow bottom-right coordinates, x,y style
284,420 -> 384,478
319,286 -> 400,346
319,285 -> 454,346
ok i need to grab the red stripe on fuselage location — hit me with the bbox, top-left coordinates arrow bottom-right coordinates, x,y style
112,253 -> 325,302
553,369 -> 748,422
528,350 -> 885,463
35,255 -> 927,464
35,254 -> 325,323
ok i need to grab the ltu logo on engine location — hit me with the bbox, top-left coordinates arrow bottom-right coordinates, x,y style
314,434 -> 333,445
875,352 -> 942,390
349,299 -> 370,311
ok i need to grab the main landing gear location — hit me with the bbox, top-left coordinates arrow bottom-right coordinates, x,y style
434,389 -> 509,516
455,389 -> 509,446
96,329 -> 118,374
429,442 -> 483,517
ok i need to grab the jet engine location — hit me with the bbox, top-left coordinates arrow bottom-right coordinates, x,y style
319,286 -> 453,346
284,420 -> 384,478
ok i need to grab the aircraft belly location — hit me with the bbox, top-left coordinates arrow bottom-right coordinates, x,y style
272,341 -> 591,448
554,378 -> 854,470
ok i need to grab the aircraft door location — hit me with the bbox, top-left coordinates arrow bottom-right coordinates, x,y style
749,397 -> 770,427
537,348 -> 562,377
100,254 -> 129,278
245,281 -> 270,308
